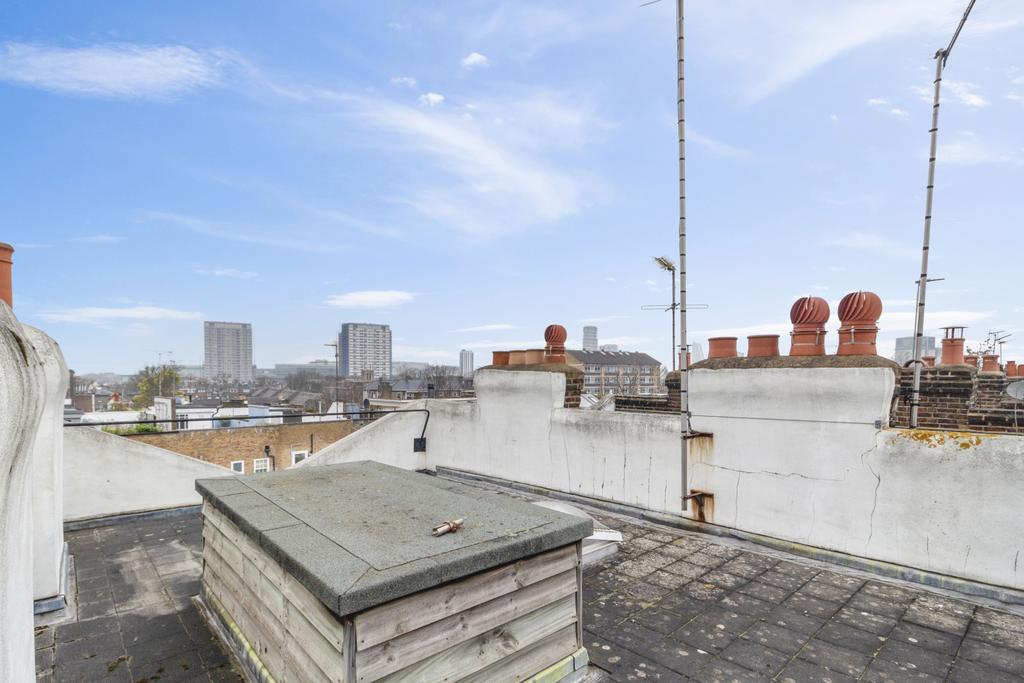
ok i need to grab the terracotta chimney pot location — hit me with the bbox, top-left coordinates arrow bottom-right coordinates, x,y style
0,242 -> 12,308
963,354 -> 979,368
940,337 -> 965,365
509,350 -> 526,365
1007,360 -> 1018,377
981,354 -> 1001,373
543,324 -> 567,363
921,355 -> 936,367
836,291 -> 883,356
747,334 -> 780,358
707,337 -> 738,359
492,351 -> 510,366
524,349 -> 544,364
789,296 -> 830,356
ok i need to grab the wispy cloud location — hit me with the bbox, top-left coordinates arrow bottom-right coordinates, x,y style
324,290 -> 416,308
147,211 -> 346,253
452,323 -> 517,333
73,234 -> 121,244
689,128 -> 748,158
912,80 -> 988,108
0,42 -> 233,99
581,315 -> 628,324
693,1 -> 1020,102
461,52 -> 490,69
390,76 -> 417,88
826,230 -> 916,258
337,90 -> 596,236
418,92 -> 444,107
938,132 -> 1019,166
888,107 -> 909,119
40,305 -> 201,324
193,266 -> 257,279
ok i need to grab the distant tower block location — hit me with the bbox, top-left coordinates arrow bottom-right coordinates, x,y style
582,326 -> 598,351
789,296 -> 829,356
836,291 -> 882,356
544,324 -> 567,364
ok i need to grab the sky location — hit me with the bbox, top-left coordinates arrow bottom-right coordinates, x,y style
1,0 -> 1022,374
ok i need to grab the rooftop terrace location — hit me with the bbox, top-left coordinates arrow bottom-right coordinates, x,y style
36,475 -> 1024,683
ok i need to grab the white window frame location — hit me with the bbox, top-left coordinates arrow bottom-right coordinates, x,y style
253,457 -> 271,473
291,450 -> 309,466
230,460 -> 244,473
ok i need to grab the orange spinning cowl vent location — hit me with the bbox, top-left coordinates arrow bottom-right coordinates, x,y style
543,324 -> 567,363
789,296 -> 829,356
837,291 -> 882,356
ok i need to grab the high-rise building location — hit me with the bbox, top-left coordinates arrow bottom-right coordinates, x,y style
894,336 -> 936,366
460,349 -> 474,378
582,326 -> 598,351
203,321 -> 253,383
340,323 -> 392,379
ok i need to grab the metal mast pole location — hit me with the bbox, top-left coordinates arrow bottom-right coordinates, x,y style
910,0 -> 975,428
671,268 -> 677,371
676,0 -> 690,508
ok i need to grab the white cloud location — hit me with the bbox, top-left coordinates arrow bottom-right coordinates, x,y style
945,80 -> 987,107
689,128 -> 748,158
72,234 -> 121,243
193,266 -> 257,279
40,305 -> 201,324
866,97 -> 888,105
419,92 -> 445,107
324,290 -> 416,308
338,91 -> 594,236
581,315 -> 628,324
939,132 -> 1018,165
461,52 -> 490,69
0,42 -> 231,99
693,1 -> 1020,101
452,323 -> 517,333
149,211 -> 346,253
390,76 -> 417,88
889,107 -> 909,118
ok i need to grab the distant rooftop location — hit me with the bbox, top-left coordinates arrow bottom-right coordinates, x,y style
567,349 -> 662,366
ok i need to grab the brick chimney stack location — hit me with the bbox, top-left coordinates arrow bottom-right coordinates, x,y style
0,243 -> 12,308
707,337 -> 738,359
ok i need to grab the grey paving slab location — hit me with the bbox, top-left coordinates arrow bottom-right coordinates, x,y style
196,461 -> 592,617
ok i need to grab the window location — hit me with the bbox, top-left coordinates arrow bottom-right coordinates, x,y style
230,460 -> 244,473
253,458 -> 271,473
291,450 -> 309,466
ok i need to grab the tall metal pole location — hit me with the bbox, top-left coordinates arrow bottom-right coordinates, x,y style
669,269 -> 677,371
676,0 -> 690,509
910,0 -> 975,428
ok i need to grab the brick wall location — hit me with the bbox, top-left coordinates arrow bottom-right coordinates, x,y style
125,420 -> 354,472
615,370 -> 681,414
891,367 -> 1024,434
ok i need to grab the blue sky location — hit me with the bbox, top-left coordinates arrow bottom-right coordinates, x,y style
2,1 -> 1022,374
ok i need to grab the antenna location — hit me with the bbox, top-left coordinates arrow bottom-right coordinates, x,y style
909,0 -> 977,429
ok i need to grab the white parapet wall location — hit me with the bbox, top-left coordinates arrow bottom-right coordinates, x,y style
23,326 -> 69,603
0,303 -> 45,683
64,427 -> 231,522
688,365 -> 1024,592
305,369 -> 683,515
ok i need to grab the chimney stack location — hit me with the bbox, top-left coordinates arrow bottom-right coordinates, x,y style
981,354 -> 1001,373
707,337 -> 738,359
939,326 -> 966,365
836,291 -> 882,356
789,296 -> 829,356
0,243 -> 12,308
747,335 -> 780,358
